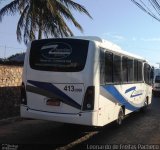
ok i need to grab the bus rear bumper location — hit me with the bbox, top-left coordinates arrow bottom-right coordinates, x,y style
153,88 -> 160,92
20,105 -> 99,126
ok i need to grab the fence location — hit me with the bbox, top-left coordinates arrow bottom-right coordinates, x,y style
0,65 -> 23,119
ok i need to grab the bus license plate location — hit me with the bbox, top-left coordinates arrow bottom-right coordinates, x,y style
46,99 -> 60,106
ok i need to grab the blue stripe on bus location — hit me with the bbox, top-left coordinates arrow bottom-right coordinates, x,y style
125,86 -> 136,93
131,93 -> 143,98
125,86 -> 143,98
27,80 -> 81,110
103,85 -> 139,111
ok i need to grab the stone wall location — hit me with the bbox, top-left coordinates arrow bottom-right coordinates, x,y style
0,65 -> 22,87
0,65 -> 23,119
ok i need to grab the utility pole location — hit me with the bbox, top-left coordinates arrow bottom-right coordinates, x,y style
4,45 -> 6,59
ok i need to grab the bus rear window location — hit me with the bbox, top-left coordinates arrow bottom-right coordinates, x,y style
155,76 -> 160,83
30,39 -> 89,72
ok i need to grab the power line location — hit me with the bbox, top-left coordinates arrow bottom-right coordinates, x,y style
0,31 -> 16,36
131,0 -> 160,22
0,45 -> 24,50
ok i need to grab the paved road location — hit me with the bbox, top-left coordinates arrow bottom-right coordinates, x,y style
0,96 -> 160,150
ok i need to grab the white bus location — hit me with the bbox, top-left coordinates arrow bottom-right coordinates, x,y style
153,68 -> 160,95
21,36 -> 153,126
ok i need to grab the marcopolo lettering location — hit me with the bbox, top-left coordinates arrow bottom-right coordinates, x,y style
40,42 -> 72,60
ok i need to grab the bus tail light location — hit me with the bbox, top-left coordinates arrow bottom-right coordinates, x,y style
21,82 -> 27,105
82,86 -> 95,111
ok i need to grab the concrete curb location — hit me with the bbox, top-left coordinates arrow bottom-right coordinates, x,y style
0,116 -> 23,125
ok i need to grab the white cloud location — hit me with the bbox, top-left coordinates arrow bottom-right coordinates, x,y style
132,37 -> 137,41
113,35 -> 125,40
101,32 -> 126,41
140,38 -> 160,42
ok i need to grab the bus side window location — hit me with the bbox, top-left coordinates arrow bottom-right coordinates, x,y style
134,60 -> 138,82
144,63 -> 148,84
100,50 -> 105,85
122,56 -> 128,83
105,51 -> 113,83
128,58 -> 134,82
144,63 -> 153,85
138,61 -> 143,82
113,54 -> 122,83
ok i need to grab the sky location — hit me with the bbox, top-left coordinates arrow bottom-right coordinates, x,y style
0,0 -> 160,67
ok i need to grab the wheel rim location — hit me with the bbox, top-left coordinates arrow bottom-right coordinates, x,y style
144,101 -> 148,107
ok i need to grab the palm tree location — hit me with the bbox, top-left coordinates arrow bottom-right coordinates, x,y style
0,0 -> 92,44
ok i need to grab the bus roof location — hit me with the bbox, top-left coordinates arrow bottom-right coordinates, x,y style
71,36 -> 147,62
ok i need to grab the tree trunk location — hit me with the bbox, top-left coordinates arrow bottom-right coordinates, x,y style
38,28 -> 42,40
38,11 -> 43,40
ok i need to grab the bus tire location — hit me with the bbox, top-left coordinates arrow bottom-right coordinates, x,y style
153,91 -> 157,97
117,107 -> 124,125
140,99 -> 148,112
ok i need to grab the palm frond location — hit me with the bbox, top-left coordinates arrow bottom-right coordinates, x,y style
0,0 -> 19,21
55,13 -> 73,37
0,0 -> 92,44
59,0 -> 92,18
55,1 -> 83,31
17,5 -> 29,42
18,0 -> 29,14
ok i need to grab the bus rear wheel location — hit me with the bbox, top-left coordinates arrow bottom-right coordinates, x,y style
117,107 -> 124,125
